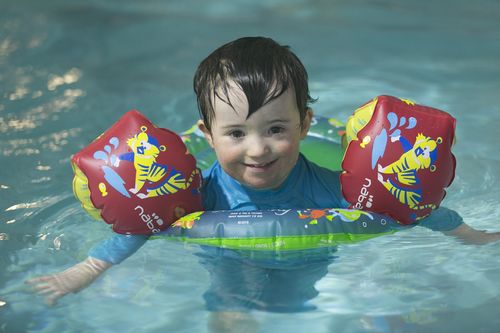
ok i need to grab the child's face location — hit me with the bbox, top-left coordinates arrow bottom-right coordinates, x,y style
198,84 -> 312,190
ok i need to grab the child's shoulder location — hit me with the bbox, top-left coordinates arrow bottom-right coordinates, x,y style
201,160 -> 220,181
299,154 -> 341,180
297,154 -> 347,207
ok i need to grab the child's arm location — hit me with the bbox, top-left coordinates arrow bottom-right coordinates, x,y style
443,223 -> 500,245
418,207 -> 500,244
25,256 -> 111,306
26,233 -> 148,305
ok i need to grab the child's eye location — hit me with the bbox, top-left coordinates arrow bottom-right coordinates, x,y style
228,130 -> 245,139
269,126 -> 285,135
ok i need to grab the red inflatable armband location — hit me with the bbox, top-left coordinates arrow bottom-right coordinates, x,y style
71,110 -> 203,234
341,96 -> 456,224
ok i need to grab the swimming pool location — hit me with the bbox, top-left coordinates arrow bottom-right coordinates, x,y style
2,0 -> 500,332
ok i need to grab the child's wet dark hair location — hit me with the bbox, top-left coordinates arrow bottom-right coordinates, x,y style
194,37 -> 316,131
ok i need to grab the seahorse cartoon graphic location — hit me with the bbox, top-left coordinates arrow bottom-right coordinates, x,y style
118,125 -> 199,199
377,133 -> 441,211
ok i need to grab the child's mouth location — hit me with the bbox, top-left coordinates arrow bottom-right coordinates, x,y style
244,159 -> 277,170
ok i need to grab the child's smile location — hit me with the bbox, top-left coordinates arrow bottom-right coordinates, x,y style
243,160 -> 276,170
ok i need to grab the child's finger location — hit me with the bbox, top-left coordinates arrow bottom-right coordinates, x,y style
35,286 -> 58,295
27,278 -> 64,295
25,275 -> 53,284
45,294 -> 61,306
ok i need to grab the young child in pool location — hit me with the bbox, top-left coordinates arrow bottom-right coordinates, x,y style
27,37 -> 500,313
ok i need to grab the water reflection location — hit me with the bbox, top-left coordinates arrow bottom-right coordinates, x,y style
47,68 -> 82,91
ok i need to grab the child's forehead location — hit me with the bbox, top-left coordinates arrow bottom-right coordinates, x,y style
212,86 -> 299,125
213,82 -> 249,117
213,77 -> 285,105
216,79 -> 246,100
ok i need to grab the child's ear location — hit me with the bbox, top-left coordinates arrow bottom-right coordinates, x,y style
197,120 -> 214,148
300,108 -> 314,139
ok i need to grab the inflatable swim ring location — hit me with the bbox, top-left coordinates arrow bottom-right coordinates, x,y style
154,208 -> 401,252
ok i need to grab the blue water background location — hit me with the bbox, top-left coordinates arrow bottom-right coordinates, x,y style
1,0 -> 500,332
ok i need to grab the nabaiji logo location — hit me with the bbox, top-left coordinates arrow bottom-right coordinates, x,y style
354,178 -> 374,209
134,205 -> 163,233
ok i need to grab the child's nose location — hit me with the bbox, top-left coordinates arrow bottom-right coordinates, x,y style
246,136 -> 271,157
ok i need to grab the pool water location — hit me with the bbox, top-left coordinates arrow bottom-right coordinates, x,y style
2,0 -> 500,332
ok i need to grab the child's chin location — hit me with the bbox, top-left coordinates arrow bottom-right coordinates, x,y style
242,177 -> 283,190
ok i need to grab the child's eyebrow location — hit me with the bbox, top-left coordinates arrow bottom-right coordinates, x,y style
219,123 -> 245,129
219,119 -> 292,130
268,119 -> 291,124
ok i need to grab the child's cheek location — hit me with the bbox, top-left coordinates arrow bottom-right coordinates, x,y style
276,137 -> 300,154
216,143 -> 241,164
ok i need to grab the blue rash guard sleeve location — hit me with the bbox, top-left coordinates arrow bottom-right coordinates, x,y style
88,234 -> 148,265
416,206 -> 464,232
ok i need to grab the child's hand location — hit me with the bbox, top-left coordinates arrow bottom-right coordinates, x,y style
25,257 -> 112,306
444,223 -> 500,245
